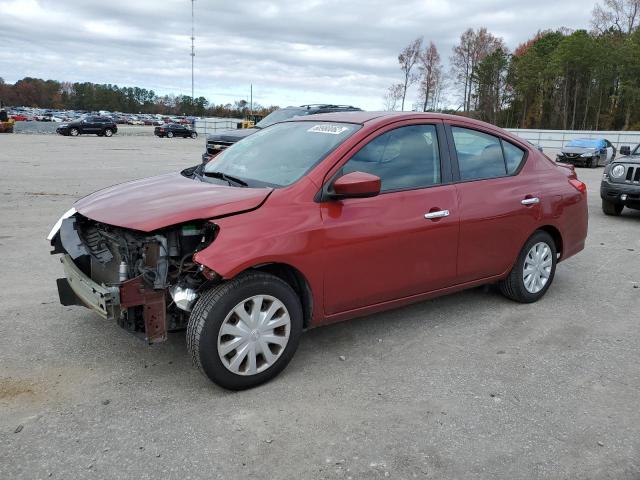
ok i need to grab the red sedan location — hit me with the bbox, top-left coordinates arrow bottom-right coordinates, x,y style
49,112 -> 588,389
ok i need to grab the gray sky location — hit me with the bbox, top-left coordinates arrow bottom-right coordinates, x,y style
0,0 -> 594,110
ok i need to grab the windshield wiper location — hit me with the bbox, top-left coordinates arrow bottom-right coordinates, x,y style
203,170 -> 248,187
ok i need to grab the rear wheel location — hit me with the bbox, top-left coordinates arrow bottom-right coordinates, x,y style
602,199 -> 623,216
190,132 -> 197,139
187,272 -> 303,390
499,231 -> 557,303
167,131 -> 174,138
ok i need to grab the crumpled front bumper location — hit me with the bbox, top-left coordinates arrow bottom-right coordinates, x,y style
56,253 -> 168,343
57,254 -> 120,320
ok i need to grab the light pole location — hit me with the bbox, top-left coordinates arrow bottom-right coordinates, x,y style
191,0 -> 195,114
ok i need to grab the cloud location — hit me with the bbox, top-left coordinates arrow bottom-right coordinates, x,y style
0,0 -> 593,109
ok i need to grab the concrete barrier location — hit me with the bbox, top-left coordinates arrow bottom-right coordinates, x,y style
506,128 -> 640,150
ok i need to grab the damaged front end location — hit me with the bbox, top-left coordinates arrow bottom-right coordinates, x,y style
50,213 -> 217,343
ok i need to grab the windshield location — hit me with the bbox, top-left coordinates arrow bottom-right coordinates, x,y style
203,121 -> 360,187
566,139 -> 602,148
255,108 -> 306,128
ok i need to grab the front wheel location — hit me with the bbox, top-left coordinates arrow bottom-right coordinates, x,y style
104,128 -> 113,137
191,132 -> 197,139
69,128 -> 79,137
167,131 -> 174,138
602,199 -> 623,216
498,230 -> 557,303
187,272 -> 303,390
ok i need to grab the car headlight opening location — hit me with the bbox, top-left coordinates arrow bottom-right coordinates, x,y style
611,165 -> 625,178
47,207 -> 77,240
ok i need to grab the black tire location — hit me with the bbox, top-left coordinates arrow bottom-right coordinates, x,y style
187,271 -> 303,390
69,128 -> 79,137
167,131 -> 174,138
190,132 -> 197,139
498,230 -> 557,303
104,128 -> 113,137
587,157 -> 595,168
602,199 -> 623,216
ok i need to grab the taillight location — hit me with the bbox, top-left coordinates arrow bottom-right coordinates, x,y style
569,178 -> 587,194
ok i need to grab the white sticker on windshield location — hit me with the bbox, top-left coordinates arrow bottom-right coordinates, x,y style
307,124 -> 350,135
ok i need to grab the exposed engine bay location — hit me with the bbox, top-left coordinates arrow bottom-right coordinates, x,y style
51,214 -> 217,343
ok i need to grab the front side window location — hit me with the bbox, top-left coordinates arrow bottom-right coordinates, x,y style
203,121 -> 360,187
452,127 -> 525,180
342,124 -> 441,192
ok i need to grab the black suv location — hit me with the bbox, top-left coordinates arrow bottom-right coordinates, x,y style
57,116 -> 118,137
201,104 -> 361,162
601,144 -> 640,215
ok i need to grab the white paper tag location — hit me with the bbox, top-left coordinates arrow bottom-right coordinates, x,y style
307,124 -> 350,135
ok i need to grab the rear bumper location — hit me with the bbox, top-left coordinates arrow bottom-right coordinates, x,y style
58,254 -> 120,319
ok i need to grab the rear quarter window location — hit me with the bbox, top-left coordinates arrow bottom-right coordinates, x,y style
502,141 -> 526,174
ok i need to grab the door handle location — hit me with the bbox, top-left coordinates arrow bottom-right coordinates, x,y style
521,197 -> 540,205
424,209 -> 450,219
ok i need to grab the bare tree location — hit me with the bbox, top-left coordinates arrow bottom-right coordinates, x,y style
398,37 -> 423,111
592,0 -> 640,34
417,41 -> 442,111
450,27 -> 504,112
383,83 -> 404,111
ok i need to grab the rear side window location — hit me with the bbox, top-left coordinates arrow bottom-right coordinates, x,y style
342,124 -> 441,192
452,127 -> 525,180
502,141 -> 525,174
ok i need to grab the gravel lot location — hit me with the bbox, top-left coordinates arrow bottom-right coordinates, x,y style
0,133 -> 639,480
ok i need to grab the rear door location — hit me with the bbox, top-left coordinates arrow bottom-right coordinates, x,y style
321,121 -> 459,315
445,123 -> 541,283
84,116 -> 100,133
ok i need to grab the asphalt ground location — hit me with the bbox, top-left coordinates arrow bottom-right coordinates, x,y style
0,133 -> 638,479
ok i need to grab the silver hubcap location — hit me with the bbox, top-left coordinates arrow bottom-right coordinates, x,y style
523,242 -> 552,294
217,295 -> 290,376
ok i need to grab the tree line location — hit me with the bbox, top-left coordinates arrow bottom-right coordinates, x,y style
388,0 -> 640,131
0,77 -> 275,118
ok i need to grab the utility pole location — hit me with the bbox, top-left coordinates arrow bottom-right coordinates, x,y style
250,84 -> 253,118
191,0 -> 195,113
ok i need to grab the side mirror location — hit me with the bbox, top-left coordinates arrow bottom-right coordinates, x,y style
331,171 -> 381,199
620,145 -> 631,156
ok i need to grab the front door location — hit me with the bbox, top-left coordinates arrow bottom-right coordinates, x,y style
321,123 -> 459,315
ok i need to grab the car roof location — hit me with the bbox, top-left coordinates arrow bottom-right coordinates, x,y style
290,111 -> 534,149
292,111 -> 489,126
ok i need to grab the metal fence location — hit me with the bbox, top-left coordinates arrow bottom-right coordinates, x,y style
506,128 -> 640,150
194,117 -> 243,135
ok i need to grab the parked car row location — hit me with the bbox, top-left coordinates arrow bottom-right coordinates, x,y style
6,106 -> 199,127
